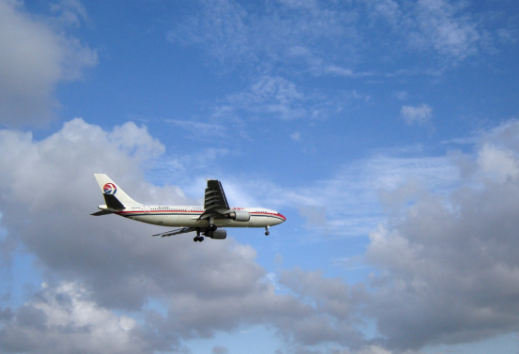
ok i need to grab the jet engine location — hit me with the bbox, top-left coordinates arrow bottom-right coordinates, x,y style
225,210 -> 251,222
209,229 -> 227,240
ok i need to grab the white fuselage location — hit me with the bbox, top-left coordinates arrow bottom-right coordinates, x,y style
114,205 -> 286,228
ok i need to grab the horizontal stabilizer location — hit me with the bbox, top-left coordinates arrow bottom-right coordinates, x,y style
91,210 -> 115,216
152,227 -> 196,237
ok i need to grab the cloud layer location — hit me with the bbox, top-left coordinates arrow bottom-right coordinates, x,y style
365,120 -> 519,349
0,118 -> 365,353
169,0 -> 497,76
3,116 -> 519,353
2,0 -> 519,353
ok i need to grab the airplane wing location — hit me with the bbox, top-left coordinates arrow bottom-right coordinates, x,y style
199,179 -> 231,220
152,227 -> 197,238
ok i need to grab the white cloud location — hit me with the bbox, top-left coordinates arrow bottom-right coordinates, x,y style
0,118 -> 366,352
167,0 -> 502,78
213,75 -> 368,122
165,119 -> 228,139
395,91 -> 408,101
411,0 -> 481,60
291,131 -> 301,141
400,104 -> 433,126
277,152 -> 459,237
255,119 -> 519,350
226,75 -> 306,120
0,282 -> 157,354
212,345 -> 229,354
0,0 -> 97,127
364,120 -> 519,349
148,148 -> 232,189
368,0 -> 485,63
366,0 -> 401,24
166,0 -> 251,64
167,0 -> 361,75
356,346 -> 393,354
50,0 -> 90,28
243,121 -> 519,349
5,115 -> 519,353
477,143 -> 519,183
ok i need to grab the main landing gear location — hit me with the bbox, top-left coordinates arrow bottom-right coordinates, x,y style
193,229 -> 204,242
195,218 -> 217,242
193,224 -> 218,242
265,226 -> 270,236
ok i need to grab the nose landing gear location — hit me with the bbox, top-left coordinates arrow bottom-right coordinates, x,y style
265,226 -> 270,236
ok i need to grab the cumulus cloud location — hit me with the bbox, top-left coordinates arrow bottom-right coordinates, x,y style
144,119 -> 519,351
0,282 -> 161,354
365,120 -> 519,349
0,0 -> 97,127
279,153 -> 459,237
0,118 -> 367,353
261,120 -> 519,351
278,268 -> 366,347
212,345 -> 229,354
356,346 -> 393,354
4,114 -> 519,353
477,143 -> 519,183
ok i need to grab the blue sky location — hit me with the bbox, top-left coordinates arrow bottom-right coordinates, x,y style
1,0 -> 519,353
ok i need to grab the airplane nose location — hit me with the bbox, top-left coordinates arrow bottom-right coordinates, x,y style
278,212 -> 286,223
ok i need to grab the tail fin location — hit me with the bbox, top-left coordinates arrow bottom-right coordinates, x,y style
94,174 -> 142,210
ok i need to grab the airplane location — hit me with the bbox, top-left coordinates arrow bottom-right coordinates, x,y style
91,174 -> 286,242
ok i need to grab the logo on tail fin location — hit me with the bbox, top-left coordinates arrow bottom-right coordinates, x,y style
103,183 -> 117,195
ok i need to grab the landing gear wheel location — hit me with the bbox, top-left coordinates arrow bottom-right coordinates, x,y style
265,226 -> 270,236
265,231 -> 270,236
193,236 -> 205,242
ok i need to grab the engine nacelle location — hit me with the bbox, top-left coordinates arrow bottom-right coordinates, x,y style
226,210 -> 251,222
209,229 -> 227,240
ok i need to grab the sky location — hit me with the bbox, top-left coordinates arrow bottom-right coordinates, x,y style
1,0 -> 519,353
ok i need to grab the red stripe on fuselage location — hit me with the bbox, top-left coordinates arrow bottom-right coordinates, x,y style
116,209 -> 286,221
